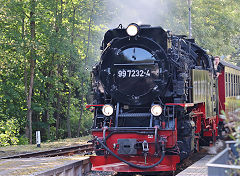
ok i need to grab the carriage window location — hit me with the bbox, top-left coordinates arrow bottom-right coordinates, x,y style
232,74 -> 234,97
230,74 -> 232,97
237,75 -> 239,96
235,74 -> 237,96
238,75 -> 240,95
233,74 -> 234,96
234,75 -> 235,96
236,75 -> 237,96
232,74 -> 234,96
225,73 -> 228,97
235,75 -> 237,96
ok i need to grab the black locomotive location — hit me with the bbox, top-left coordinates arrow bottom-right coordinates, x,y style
89,23 -> 217,172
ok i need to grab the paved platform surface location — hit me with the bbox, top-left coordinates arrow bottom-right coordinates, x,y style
0,155 -> 89,176
177,155 -> 214,176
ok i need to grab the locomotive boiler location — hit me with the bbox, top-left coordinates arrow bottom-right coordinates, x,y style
88,23 -> 219,173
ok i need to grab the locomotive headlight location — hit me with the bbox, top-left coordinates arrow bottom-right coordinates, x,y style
126,23 -> 139,36
151,105 -> 162,116
102,104 -> 114,116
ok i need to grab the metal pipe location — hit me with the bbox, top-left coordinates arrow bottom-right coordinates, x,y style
96,137 -> 165,169
118,113 -> 151,118
115,103 -> 119,127
149,114 -> 153,127
188,0 -> 192,38
154,126 -> 158,155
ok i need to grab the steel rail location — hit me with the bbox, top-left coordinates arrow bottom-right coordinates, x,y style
1,144 -> 93,159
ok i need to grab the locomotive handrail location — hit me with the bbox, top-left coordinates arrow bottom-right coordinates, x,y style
92,127 -> 158,131
118,113 -> 151,118
114,63 -> 155,66
103,130 -> 155,142
96,137 -> 165,169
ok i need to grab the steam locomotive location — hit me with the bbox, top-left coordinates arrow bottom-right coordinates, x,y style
87,23 -> 238,173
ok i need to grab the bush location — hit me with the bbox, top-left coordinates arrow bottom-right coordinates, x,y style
222,97 -> 240,176
17,135 -> 29,145
223,98 -> 240,143
0,119 -> 19,146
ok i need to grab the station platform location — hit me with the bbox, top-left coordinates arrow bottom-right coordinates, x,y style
177,155 -> 214,176
0,155 -> 90,176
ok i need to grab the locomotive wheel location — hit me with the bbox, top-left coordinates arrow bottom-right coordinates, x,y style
199,136 -> 211,146
217,122 -> 225,140
212,130 -> 216,145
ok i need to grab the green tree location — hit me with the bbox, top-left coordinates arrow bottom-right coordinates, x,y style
0,0 -> 109,143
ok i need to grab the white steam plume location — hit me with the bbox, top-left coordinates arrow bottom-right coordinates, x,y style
105,0 -> 183,30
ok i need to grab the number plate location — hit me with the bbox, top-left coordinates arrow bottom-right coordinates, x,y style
117,69 -> 151,78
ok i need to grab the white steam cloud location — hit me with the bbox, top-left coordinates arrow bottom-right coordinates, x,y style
105,0 -> 184,31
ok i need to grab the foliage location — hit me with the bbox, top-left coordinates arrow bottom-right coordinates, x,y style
164,0 -> 240,59
0,0 -> 240,144
221,98 -> 240,175
0,0 -> 109,143
0,119 -> 19,146
223,98 -> 240,144
17,135 -> 29,145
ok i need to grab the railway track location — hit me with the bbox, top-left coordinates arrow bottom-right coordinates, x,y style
0,143 -> 93,159
0,143 -> 217,176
